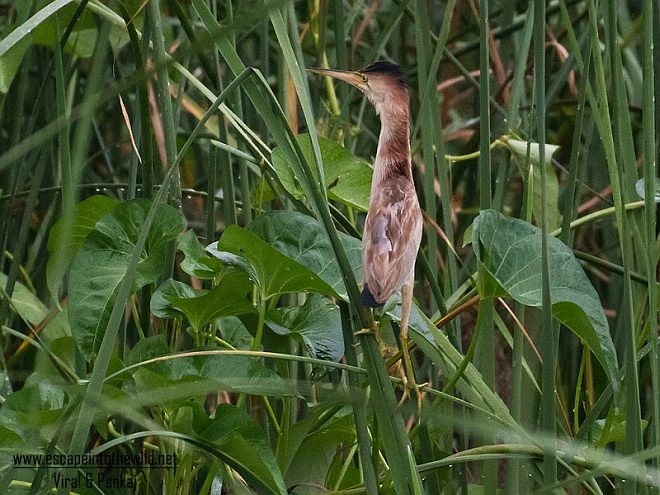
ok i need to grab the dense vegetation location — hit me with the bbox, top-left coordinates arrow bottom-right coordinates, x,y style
0,0 -> 658,493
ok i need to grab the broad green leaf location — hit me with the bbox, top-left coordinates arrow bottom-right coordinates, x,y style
635,177 -> 660,202
284,413 -> 355,492
0,0 -> 76,58
0,0 -> 103,92
207,225 -> 338,300
68,199 -> 186,360
251,176 -> 277,208
46,194 -> 117,298
0,0 -> 33,93
276,402 -> 344,475
462,223 -> 474,247
191,402 -> 287,494
0,426 -> 32,452
28,336 -> 76,386
0,273 -> 47,326
472,209 -> 619,388
590,415 -> 648,444
132,353 -> 294,398
266,294 -> 344,362
150,279 -> 198,320
177,230 -> 222,279
128,335 -> 293,399
272,133 -> 372,211
247,210 -> 362,300
504,137 -> 560,230
151,272 -> 255,331
217,316 -> 253,350
0,381 -> 67,445
47,195 -> 118,252
0,37 -> 30,94
32,6 -> 98,58
41,308 -> 71,341
127,334 -> 170,366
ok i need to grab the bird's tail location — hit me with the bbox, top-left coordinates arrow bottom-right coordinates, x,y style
360,284 -> 385,308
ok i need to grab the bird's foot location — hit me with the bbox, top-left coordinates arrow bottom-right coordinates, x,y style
397,371 -> 427,411
354,320 -> 380,338
397,333 -> 426,411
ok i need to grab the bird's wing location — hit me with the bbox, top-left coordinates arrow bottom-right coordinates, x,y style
362,177 -> 423,304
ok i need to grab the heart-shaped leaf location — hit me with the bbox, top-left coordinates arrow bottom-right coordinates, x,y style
589,414 -> 648,445
46,194 -> 117,298
130,346 -> 294,398
150,279 -> 198,320
151,272 -> 255,331
68,199 -> 186,360
266,294 -> 344,362
247,210 -> 362,300
284,411 -> 355,489
0,381 -> 67,445
32,4 -> 99,58
0,37 -> 29,94
128,334 -> 295,401
192,402 -> 287,494
177,230 -> 223,279
207,225 -> 338,300
472,209 -> 619,388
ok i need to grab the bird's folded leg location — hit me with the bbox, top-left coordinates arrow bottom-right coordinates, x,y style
354,318 -> 380,339
397,284 -> 426,410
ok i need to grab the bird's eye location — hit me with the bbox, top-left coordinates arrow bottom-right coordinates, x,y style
361,74 -> 368,83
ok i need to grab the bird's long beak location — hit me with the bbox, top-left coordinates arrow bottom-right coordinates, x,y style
307,67 -> 364,88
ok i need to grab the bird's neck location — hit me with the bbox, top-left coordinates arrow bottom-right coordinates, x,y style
372,106 -> 412,191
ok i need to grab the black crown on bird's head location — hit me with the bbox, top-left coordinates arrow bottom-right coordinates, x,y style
361,60 -> 407,88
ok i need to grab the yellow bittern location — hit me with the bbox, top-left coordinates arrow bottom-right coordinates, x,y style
309,61 -> 424,402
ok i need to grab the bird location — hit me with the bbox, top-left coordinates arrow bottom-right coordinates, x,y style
309,61 -> 424,404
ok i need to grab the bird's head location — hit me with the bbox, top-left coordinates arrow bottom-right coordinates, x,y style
308,60 -> 408,115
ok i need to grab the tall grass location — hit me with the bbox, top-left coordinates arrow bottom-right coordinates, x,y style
0,1 -> 658,494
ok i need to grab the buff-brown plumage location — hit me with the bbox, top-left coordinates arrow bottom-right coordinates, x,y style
362,175 -> 423,305
309,61 -> 425,403
308,61 -> 422,305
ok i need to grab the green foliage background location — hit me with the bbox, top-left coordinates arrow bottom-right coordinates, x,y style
0,0 -> 658,494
